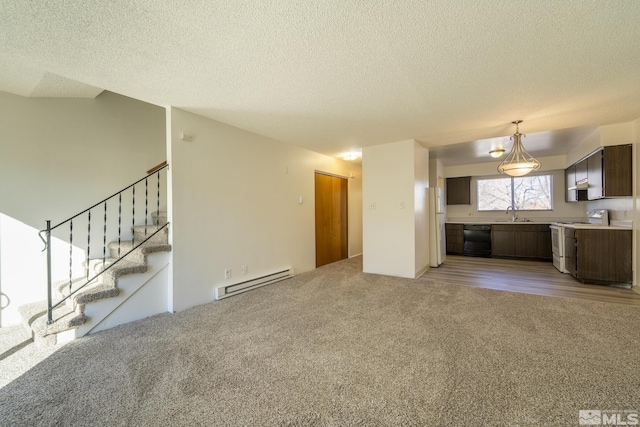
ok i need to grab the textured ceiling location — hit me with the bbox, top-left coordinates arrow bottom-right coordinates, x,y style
1,0 -> 639,161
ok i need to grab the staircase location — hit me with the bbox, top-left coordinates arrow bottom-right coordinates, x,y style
6,163 -> 172,347
20,211 -> 171,345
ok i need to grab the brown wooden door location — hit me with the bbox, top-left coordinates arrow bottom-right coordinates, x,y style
315,172 -> 348,267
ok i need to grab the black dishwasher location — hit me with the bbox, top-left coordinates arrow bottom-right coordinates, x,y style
463,225 -> 492,258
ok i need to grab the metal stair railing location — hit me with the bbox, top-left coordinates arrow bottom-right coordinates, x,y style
38,163 -> 169,325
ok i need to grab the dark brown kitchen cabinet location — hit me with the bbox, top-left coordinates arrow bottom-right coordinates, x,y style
490,226 -> 515,257
564,228 -> 577,277
587,145 -> 632,200
587,149 -> 603,200
571,228 -> 632,284
445,223 -> 464,255
566,144 -> 632,202
516,226 -> 552,259
446,177 -> 471,205
491,224 -> 552,260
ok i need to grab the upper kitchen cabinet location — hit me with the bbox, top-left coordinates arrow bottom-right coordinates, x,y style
587,149 -> 603,200
565,144 -> 632,201
587,145 -> 632,200
446,176 -> 471,205
575,158 -> 588,183
565,165 -> 587,203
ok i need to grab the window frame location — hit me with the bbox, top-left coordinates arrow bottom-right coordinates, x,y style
476,174 -> 554,212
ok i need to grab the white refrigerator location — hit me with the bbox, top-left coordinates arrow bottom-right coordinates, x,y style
428,187 -> 446,267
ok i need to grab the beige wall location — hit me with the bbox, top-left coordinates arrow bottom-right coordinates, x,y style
445,169 -> 587,222
362,140 -> 429,278
414,143 -> 430,276
635,118 -> 639,289
429,158 -> 445,190
0,91 -> 166,326
167,108 -> 362,312
566,121 -> 636,222
445,155 -> 568,179
0,91 -> 166,228
567,122 -> 635,165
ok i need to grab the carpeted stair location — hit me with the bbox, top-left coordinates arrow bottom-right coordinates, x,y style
20,212 -> 170,345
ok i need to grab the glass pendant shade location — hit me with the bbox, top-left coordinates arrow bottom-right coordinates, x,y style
498,121 -> 541,177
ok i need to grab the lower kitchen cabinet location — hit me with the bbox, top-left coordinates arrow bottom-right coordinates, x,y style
491,224 -> 552,260
491,227 -> 515,257
570,228 -> 632,284
445,223 -> 464,255
564,228 -> 578,277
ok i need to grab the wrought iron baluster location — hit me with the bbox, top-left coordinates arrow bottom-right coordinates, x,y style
118,193 -> 122,258
132,185 -> 135,245
45,220 -> 53,325
69,220 -> 73,293
157,170 -> 161,230
86,210 -> 91,280
103,201 -> 107,269
145,178 -> 148,239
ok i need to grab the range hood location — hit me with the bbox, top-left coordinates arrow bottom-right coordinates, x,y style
569,179 -> 588,191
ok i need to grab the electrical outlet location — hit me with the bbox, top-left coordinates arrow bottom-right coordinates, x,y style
242,265 -> 248,275
224,268 -> 231,279
369,202 -> 376,210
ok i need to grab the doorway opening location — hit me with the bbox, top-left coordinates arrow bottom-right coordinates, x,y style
314,172 -> 348,268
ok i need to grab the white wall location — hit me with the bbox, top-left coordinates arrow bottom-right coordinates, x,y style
167,108 -> 362,312
362,140 -> 429,278
0,91 -> 166,326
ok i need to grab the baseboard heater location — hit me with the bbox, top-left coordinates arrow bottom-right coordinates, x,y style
214,268 -> 293,300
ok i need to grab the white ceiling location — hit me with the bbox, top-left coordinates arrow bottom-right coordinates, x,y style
1,1 -> 639,164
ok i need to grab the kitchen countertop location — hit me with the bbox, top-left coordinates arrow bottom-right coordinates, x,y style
445,220 -> 632,229
562,223 -> 632,230
446,221 -> 553,225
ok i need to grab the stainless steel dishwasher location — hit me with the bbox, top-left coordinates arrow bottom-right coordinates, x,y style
463,224 -> 492,258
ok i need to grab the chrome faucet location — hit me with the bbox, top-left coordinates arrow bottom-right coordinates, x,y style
506,205 -> 518,222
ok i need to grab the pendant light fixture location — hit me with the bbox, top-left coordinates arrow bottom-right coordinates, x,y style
497,120 -> 541,177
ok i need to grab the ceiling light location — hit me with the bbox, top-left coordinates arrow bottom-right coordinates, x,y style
497,120 -> 541,177
341,151 -> 361,161
489,148 -> 505,158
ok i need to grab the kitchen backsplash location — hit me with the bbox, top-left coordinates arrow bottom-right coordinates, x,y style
586,197 -> 634,221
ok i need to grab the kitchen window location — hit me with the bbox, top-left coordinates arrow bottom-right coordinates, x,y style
477,174 -> 553,211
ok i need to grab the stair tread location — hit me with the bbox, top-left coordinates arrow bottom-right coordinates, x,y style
132,224 -> 168,231
18,299 -> 86,339
57,259 -> 141,293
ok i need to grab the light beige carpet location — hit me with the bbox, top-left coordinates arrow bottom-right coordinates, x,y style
1,256 -> 638,426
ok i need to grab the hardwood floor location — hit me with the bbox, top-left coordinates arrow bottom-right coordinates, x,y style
421,255 -> 640,306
